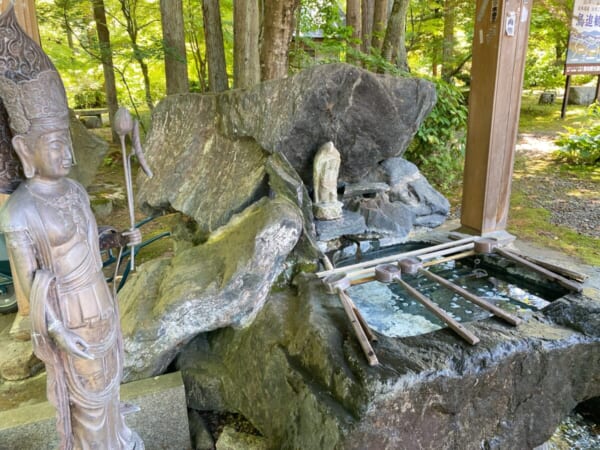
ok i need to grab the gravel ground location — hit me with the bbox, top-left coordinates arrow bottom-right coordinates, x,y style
448,134 -> 599,238
513,134 -> 600,238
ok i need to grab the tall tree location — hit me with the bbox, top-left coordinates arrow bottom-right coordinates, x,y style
381,0 -> 410,71
346,0 -> 362,57
92,0 -> 119,143
371,0 -> 388,51
361,0 -> 374,53
233,0 -> 260,89
184,0 -> 208,92
118,0 -> 155,109
441,0 -> 455,81
202,0 -> 229,91
160,0 -> 189,95
261,0 -> 299,80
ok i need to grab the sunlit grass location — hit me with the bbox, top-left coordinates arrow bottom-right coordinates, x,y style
518,91 -> 594,133
508,191 -> 600,266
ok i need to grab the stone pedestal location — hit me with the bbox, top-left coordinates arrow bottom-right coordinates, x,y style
313,201 -> 343,221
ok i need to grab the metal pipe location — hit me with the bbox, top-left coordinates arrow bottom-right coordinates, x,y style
350,250 -> 476,286
316,236 -> 478,278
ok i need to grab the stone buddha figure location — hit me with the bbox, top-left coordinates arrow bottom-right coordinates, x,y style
313,141 -> 343,220
0,3 -> 143,449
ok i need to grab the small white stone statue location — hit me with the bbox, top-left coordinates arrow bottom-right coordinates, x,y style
313,141 -> 343,220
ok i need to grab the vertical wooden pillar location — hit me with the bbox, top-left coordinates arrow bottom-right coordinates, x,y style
460,0 -> 532,235
0,0 -> 39,43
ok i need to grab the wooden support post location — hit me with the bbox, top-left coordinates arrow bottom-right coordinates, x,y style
460,0 -> 533,235
0,0 -> 40,43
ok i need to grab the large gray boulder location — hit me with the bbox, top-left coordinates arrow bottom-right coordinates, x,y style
343,158 -> 450,238
178,275 -> 600,450
567,86 -> 597,105
138,64 -> 437,230
137,95 -> 269,235
68,110 -> 109,188
119,197 -> 303,381
219,63 -> 437,184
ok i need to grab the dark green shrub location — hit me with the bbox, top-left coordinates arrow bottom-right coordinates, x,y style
554,102 -> 600,165
73,89 -> 106,109
405,79 -> 468,194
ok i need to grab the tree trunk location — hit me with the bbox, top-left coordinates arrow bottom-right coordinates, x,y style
92,0 -> 119,143
233,0 -> 260,89
361,0 -> 374,53
202,0 -> 229,91
119,0 -> 155,110
346,0 -> 361,59
260,0 -> 299,80
441,0 -> 455,81
381,0 -> 410,71
160,0 -> 189,95
371,0 -> 388,51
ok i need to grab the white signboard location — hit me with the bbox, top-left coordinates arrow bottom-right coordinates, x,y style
565,0 -> 600,74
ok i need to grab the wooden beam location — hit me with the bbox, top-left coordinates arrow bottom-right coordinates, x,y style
460,0 -> 533,234
1,0 -> 40,44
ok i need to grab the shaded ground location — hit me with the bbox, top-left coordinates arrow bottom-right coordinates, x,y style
513,133 -> 600,239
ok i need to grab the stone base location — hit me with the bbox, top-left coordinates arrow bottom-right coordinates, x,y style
0,371 -> 191,450
313,201 -> 343,220
314,210 -> 367,242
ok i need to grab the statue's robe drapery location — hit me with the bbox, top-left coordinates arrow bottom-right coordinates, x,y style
0,178 -> 134,450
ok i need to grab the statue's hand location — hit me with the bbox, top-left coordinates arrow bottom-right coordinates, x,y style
121,228 -> 142,247
48,322 -> 93,360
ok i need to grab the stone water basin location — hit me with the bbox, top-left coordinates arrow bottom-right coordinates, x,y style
181,239 -> 600,449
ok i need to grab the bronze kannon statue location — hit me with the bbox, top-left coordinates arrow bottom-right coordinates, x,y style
0,3 -> 143,449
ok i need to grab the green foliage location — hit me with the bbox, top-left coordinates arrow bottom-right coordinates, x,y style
73,88 -> 106,109
554,103 -> 600,165
524,1 -> 571,89
524,51 -> 565,88
405,79 -> 468,194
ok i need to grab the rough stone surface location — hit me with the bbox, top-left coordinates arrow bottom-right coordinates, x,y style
138,64 -> 436,224
119,197 -> 303,381
379,157 -> 449,226
188,409 -> 215,450
343,181 -> 389,198
314,209 -> 367,241
350,192 -> 415,237
0,339 -> 42,381
178,273 -> 600,450
68,110 -> 109,188
215,426 -> 269,450
222,64 -> 436,184
138,94 -> 269,235
567,86 -> 597,105
265,152 -> 320,264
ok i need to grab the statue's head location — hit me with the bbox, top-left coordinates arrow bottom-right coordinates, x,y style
0,2 -> 72,182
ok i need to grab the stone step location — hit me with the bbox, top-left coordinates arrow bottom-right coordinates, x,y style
0,371 -> 191,450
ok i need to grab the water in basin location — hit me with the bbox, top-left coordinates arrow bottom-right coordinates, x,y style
345,253 -> 567,338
